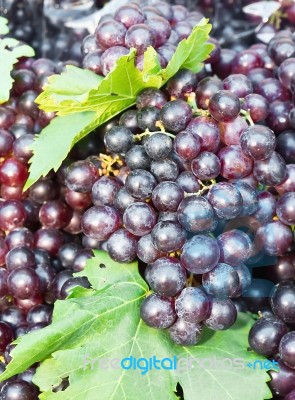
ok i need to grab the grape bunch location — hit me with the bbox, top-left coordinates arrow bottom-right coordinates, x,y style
82,0 -> 205,75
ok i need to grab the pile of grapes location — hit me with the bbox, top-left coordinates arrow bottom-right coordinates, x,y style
0,0 -> 294,399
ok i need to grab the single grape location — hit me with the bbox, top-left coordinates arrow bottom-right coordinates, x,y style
7,266 -> 40,300
276,130 -> 295,164
0,200 -> 26,231
145,16 -> 171,47
207,182 -> 243,219
152,181 -> 184,212
92,176 -> 122,206
276,192 -> 295,226
186,116 -> 220,153
151,220 -> 186,253
177,195 -> 215,233
191,151 -> 221,180
125,24 -> 155,54
248,316 -> 288,357
168,319 -> 202,346
219,116 -> 248,146
160,100 -> 193,133
113,187 -> 135,213
137,106 -> 160,131
114,4 -> 145,28
218,145 -> 253,180
137,234 -> 165,264
140,293 -> 176,329
203,263 -> 240,298
217,230 -> 252,266
280,331 -> 295,369
256,221 -> 293,256
196,77 -> 223,110
240,125 -> 275,161
144,132 -> 172,160
150,158 -> 179,182
145,257 -> 186,297
266,101 -> 293,134
166,69 -> 197,98
176,171 -> 200,193
223,74 -> 253,98
253,151 -> 286,186
173,131 -> 201,161
204,298 -> 237,330
107,228 -> 137,263
271,281 -> 295,323
233,182 -> 258,216
81,205 -> 121,241
104,126 -> 133,154
95,19 -> 127,49
125,145 -> 151,170
125,169 -> 157,200
241,94 -> 269,123
136,88 -> 167,109
180,234 -> 220,274
252,191 -> 276,223
208,90 -> 241,122
39,200 -> 72,229
123,202 -> 157,236
65,160 -> 99,193
175,287 -> 211,323
269,359 -> 295,397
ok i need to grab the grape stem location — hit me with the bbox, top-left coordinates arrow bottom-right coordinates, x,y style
187,273 -> 194,287
240,109 -> 254,126
196,179 -> 216,195
98,153 -> 123,176
186,92 -> 210,117
134,128 -> 176,140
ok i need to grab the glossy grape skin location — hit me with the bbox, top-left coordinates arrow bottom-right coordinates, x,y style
123,202 -> 157,236
152,181 -> 184,212
248,317 -> 288,357
160,100 -> 192,133
144,132 -> 172,160
240,125 -> 276,161
6,246 -> 35,271
256,221 -> 293,257
114,4 -> 144,28
137,234 -> 165,264
0,158 -> 28,187
7,266 -> 40,300
81,205 -> 121,241
279,332 -> 295,369
276,165 -> 295,195
211,49 -> 236,79
107,228 -> 137,263
39,200 -> 72,229
92,176 -> 122,207
234,182 -> 258,216
72,249 -> 93,273
217,230 -> 252,267
173,131 -> 201,161
0,129 -> 14,156
104,126 -> 133,154
271,282 -> 295,324
140,293 -> 176,329
166,69 -> 197,98
82,50 -> 103,75
180,234 -> 220,274
0,321 -> 14,352
203,262 -> 240,298
219,116 -> 248,146
145,257 -> 186,297
204,298 -> 237,331
269,359 -> 295,397
146,16 -> 172,47
232,50 -> 263,75
266,101 -> 293,134
208,182 -> 242,220
235,264 -> 251,291
65,160 -> 99,193
253,151 -> 286,186
119,110 -> 140,134
276,130 -> 295,164
218,145 -> 253,180
252,191 -> 276,224
125,169 -> 157,200
241,94 -> 269,123
191,152 -> 221,181
177,195 -> 215,233
151,220 -> 186,253
125,145 -> 150,170
137,106 -> 160,131
196,77 -> 222,110
176,171 -> 200,193
284,390 -> 295,400
150,158 -> 179,182
223,74 -> 253,98
168,319 -> 202,346
276,192 -> 295,226
186,116 -> 220,153
95,19 -> 127,49
256,78 -> 291,103
1,380 -> 38,400
0,200 -> 26,231
113,188 -> 135,213
278,58 -> 295,91
136,88 -> 167,109
175,287 -> 211,323
208,90 -> 240,122
125,24 -> 155,55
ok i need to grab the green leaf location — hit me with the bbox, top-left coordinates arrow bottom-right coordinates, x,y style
0,17 -> 9,35
0,38 -> 35,104
23,111 -> 97,190
0,251 -> 272,400
36,65 -> 103,110
26,21 -> 213,188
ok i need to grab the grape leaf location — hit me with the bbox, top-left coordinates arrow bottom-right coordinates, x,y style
0,17 -> 9,35
23,111 -> 97,191
36,65 -> 103,111
0,38 -> 35,104
0,251 -> 272,400
27,21 -> 213,188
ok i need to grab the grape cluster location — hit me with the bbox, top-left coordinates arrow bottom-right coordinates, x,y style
82,0 -> 204,75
